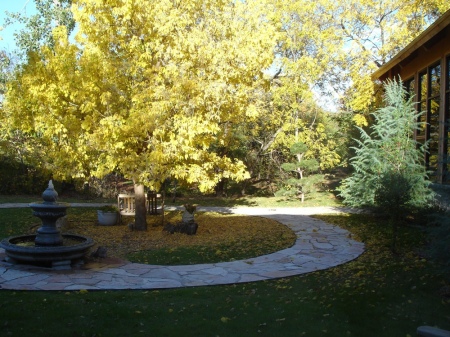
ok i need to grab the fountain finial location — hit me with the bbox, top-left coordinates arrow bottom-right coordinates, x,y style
42,179 -> 58,203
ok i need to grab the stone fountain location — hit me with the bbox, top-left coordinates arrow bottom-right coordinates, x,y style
0,180 -> 94,269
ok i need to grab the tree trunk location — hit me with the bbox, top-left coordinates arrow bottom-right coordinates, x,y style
215,178 -> 227,197
133,183 -> 147,231
300,192 -> 305,203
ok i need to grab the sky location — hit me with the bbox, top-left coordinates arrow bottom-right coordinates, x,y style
0,0 -> 37,52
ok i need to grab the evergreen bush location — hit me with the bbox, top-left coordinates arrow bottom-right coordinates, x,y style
276,142 -> 324,202
338,79 -> 434,210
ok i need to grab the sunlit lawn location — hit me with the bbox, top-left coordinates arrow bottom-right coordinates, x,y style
0,205 -> 449,336
0,189 -> 341,208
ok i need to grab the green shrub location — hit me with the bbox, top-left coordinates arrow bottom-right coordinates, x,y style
374,171 -> 414,212
277,142 -> 324,202
338,79 -> 434,209
0,156 -> 51,194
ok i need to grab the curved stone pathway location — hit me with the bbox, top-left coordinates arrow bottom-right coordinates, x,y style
0,206 -> 364,291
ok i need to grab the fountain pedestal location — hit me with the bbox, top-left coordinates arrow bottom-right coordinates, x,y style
31,181 -> 68,246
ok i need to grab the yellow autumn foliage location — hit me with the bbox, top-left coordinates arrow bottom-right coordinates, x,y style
5,0 -> 278,192
3,0 -> 449,188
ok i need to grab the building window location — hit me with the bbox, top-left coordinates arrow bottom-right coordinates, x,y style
428,63 -> 441,180
405,78 -> 415,110
405,77 -> 415,98
444,56 -> 450,182
415,63 -> 444,182
417,71 -> 428,147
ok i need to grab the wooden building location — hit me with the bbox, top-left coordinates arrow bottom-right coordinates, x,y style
373,10 -> 450,184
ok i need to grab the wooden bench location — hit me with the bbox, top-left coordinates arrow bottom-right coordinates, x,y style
117,192 -> 164,223
146,191 -> 163,215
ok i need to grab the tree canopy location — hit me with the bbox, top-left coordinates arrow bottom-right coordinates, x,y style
4,0 -> 278,194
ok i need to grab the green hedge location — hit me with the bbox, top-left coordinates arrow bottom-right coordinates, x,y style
0,156 -> 51,194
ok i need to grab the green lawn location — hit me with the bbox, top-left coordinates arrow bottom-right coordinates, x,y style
0,188 -> 342,208
163,190 -> 342,208
0,204 -> 449,336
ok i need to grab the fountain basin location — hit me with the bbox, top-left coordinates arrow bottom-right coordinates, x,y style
1,234 -> 94,269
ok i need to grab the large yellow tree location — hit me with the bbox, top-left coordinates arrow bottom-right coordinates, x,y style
4,0 -> 277,230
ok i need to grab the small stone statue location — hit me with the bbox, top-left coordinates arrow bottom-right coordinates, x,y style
163,204 -> 198,235
181,204 -> 197,224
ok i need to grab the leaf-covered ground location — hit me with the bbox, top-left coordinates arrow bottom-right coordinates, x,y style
63,209 -> 297,264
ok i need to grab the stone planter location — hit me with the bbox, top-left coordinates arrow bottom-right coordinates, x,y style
97,210 -> 118,226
